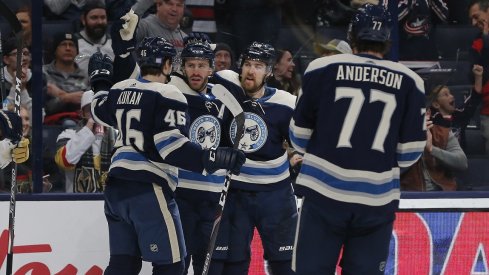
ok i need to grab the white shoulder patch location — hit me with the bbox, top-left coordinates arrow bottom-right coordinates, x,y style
216,70 -> 241,86
268,89 -> 296,109
168,75 -> 199,96
157,84 -> 188,104
111,79 -> 138,90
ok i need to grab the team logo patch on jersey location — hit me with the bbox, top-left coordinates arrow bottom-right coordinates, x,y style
189,115 -> 221,149
229,112 -> 268,152
150,243 -> 159,252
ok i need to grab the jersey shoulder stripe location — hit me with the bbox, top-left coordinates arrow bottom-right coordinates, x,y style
267,88 -> 296,109
215,69 -> 241,86
305,54 -> 425,94
169,74 -> 198,96
112,79 -> 188,105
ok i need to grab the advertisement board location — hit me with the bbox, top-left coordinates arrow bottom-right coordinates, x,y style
0,197 -> 486,274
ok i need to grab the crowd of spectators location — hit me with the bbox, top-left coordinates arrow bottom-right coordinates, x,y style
0,0 -> 486,192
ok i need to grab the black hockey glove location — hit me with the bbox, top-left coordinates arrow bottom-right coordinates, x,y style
89,52 -> 113,93
0,110 -> 22,144
203,147 -> 246,175
110,9 -> 139,58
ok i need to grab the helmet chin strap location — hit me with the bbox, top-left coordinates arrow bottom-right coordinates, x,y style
161,63 -> 172,83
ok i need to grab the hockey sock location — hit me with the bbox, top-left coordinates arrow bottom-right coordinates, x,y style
104,254 -> 142,275
152,261 -> 184,275
182,255 -> 191,275
269,260 -> 295,275
221,260 -> 249,275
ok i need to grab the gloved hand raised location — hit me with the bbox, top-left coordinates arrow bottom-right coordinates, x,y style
202,147 -> 246,175
111,9 -> 139,58
88,52 -> 113,93
0,110 -> 22,144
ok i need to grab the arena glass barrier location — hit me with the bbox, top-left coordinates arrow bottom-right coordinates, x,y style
0,192 -> 487,275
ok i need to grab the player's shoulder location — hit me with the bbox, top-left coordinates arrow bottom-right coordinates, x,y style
267,87 -> 296,109
377,59 -> 425,93
168,73 -> 198,97
113,79 -> 188,104
156,84 -> 188,105
304,54 -> 352,74
111,79 -> 138,90
214,70 -> 241,86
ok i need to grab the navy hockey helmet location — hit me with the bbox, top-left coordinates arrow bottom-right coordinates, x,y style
181,38 -> 215,67
347,4 -> 393,43
239,42 -> 276,71
136,37 -> 177,69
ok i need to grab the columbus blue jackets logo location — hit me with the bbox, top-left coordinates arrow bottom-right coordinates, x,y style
189,115 -> 221,149
229,112 -> 268,152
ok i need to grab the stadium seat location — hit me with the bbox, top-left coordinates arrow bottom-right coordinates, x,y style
463,127 -> 486,156
457,157 -> 489,191
434,24 -> 478,61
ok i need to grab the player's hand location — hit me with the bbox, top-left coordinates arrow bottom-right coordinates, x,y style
203,147 -> 246,175
0,110 -> 22,144
88,52 -> 113,93
12,138 -> 29,164
111,9 -> 139,58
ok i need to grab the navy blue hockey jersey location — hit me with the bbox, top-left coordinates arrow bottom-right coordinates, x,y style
290,54 -> 426,206
169,74 -> 227,199
213,70 -> 296,191
91,77 -> 207,194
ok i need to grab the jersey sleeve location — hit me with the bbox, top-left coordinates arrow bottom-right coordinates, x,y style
397,77 -> 427,168
91,90 -> 114,128
152,85 -> 206,173
54,127 -> 95,170
289,69 -> 319,154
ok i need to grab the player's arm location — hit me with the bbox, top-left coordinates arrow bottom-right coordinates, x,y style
289,70 -> 318,154
88,52 -> 116,128
153,87 -> 245,175
397,80 -> 427,168
54,126 -> 96,170
110,9 -> 140,82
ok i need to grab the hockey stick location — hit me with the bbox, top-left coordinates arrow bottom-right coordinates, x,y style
0,29 -> 5,103
0,2 -> 23,274
202,84 -> 245,275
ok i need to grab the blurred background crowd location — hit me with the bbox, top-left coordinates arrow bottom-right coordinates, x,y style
0,0 -> 486,193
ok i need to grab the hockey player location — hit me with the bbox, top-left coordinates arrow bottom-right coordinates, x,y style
0,110 -> 29,169
168,35 -> 228,275
211,42 -> 297,275
289,4 -> 426,274
88,37 -> 245,275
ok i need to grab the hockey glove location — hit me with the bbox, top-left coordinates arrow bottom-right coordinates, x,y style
111,9 -> 139,58
89,52 -> 113,93
0,110 -> 22,144
13,137 -> 29,164
203,147 -> 246,175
